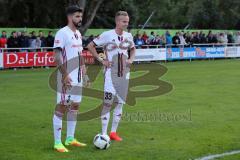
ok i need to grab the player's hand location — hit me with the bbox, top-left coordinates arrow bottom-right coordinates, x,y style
102,60 -> 112,68
62,74 -> 72,90
126,59 -> 133,67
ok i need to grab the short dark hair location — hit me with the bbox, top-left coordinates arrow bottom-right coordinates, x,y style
66,5 -> 83,15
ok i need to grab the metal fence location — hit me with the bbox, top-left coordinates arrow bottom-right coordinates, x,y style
1,43 -> 240,52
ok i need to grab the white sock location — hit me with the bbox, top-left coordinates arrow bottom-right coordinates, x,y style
111,103 -> 123,132
53,113 -> 63,143
101,104 -> 111,135
67,109 -> 78,139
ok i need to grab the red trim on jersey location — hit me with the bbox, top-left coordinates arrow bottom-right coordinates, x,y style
62,47 -> 67,70
60,85 -> 66,105
60,47 -> 67,105
118,53 -> 120,77
118,53 -> 123,77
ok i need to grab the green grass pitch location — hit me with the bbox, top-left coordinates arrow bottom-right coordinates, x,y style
1,59 -> 240,160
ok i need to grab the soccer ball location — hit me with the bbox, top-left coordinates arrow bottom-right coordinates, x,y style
93,134 -> 111,149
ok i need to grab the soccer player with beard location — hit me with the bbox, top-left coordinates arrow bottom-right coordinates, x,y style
52,6 -> 87,152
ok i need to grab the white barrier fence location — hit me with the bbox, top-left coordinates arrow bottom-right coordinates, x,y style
0,44 -> 240,69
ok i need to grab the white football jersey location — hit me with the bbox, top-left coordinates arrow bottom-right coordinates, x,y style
93,29 -> 135,104
54,26 -> 83,84
93,29 -> 135,62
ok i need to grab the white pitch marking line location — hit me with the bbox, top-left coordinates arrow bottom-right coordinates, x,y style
195,150 -> 240,160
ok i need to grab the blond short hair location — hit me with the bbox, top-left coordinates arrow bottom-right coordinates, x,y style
115,11 -> 129,18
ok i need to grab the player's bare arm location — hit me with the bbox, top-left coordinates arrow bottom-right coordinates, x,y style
54,47 -> 72,89
87,42 -> 112,67
127,46 -> 136,65
80,54 -> 86,75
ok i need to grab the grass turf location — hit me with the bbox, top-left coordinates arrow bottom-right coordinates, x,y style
0,59 -> 240,160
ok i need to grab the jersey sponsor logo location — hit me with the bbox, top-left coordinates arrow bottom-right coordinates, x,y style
71,44 -> 82,48
103,39 -> 134,52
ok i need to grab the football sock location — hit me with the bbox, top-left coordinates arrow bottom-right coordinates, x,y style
67,109 -> 78,138
53,112 -> 63,143
101,103 -> 111,135
111,103 -> 123,132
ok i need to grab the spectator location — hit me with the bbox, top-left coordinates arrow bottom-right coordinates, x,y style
179,32 -> 187,45
28,32 -> 34,47
46,31 -> 54,47
161,34 -> 166,45
0,31 -> 7,48
7,31 -> 19,49
234,32 -> 240,44
165,31 -> 172,45
155,35 -> 164,45
218,33 -> 228,44
17,32 -> 22,38
147,31 -> 156,45
31,37 -> 41,49
133,33 -> 138,42
191,32 -> 200,44
184,32 -> 191,45
38,30 -> 46,47
18,31 -> 29,48
199,31 -> 203,39
227,32 -> 234,44
223,32 -> 228,44
31,31 -> 37,39
199,33 -> 207,44
207,31 -> 218,44
172,32 -> 180,45
134,34 -> 145,47
141,31 -> 148,44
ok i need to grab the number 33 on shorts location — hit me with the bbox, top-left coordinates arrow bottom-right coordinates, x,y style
104,92 -> 113,101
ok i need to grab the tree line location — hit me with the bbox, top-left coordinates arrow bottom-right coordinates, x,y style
0,0 -> 239,35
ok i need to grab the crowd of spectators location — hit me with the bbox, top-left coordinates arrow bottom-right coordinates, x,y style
1,30 -> 240,50
133,31 -> 240,47
0,30 -> 55,49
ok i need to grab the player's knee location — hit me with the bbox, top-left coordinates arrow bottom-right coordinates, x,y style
55,104 -> 67,114
101,103 -> 112,116
54,110 -> 64,118
71,102 -> 79,110
113,103 -> 123,118
104,102 -> 112,108
115,102 -> 123,110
